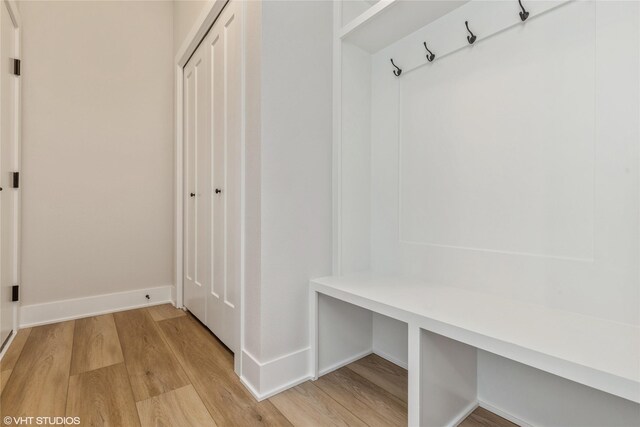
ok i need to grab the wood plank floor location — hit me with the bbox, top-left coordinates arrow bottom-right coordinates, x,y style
0,305 -> 517,426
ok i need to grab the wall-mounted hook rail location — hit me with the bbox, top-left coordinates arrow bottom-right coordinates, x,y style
390,59 -> 402,76
423,42 -> 435,62
391,1 -> 566,77
465,21 -> 476,44
518,0 -> 529,21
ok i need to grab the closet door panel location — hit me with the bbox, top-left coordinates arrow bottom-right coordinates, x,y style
195,50 -> 212,323
183,64 -> 196,299
209,30 -> 225,336
205,2 -> 241,353
224,8 -> 241,315
184,49 -> 209,323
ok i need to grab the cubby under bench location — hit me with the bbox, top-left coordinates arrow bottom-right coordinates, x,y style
309,273 -> 640,427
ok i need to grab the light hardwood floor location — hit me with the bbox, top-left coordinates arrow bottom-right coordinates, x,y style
0,305 -> 516,426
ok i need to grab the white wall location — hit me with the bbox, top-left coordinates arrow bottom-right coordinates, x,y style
239,0 -> 333,397
258,0 -> 333,362
339,42 -> 371,274
173,0 -> 209,56
243,0 -> 263,368
20,1 -> 174,306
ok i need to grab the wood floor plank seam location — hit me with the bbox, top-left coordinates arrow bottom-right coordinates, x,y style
345,354 -> 408,403
150,312 -> 220,425
66,363 -> 141,426
269,380 -> 367,426
70,314 -> 124,375
154,315 -> 243,423
113,321 -> 145,427
147,304 -> 187,322
136,384 -> 217,426
145,309 -> 217,424
307,380 -> 373,427
313,365 -> 407,427
1,321 -> 75,420
63,321 -> 76,423
113,309 -> 191,402
157,314 -> 292,425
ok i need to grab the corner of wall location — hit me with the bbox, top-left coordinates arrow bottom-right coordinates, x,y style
241,347 -> 312,401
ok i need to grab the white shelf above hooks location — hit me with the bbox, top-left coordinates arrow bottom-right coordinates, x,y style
339,0 -> 470,53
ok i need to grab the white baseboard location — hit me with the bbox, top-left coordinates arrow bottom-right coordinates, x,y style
450,401 -> 479,427
19,285 -> 175,328
171,285 -> 178,306
239,374 -> 263,401
478,401 -> 534,427
240,371 -> 311,402
240,349 -> 262,397
373,348 -> 408,370
240,347 -> 313,401
318,348 -> 373,377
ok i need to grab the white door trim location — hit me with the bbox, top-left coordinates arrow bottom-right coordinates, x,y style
3,0 -> 21,337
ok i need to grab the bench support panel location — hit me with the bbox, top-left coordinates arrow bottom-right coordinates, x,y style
419,329 -> 478,427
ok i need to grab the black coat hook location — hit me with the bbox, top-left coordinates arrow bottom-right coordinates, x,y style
390,59 -> 402,77
465,21 -> 476,44
518,0 -> 529,21
423,42 -> 435,62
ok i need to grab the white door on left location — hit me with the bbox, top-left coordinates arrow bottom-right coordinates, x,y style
0,0 -> 20,350
183,40 -> 211,325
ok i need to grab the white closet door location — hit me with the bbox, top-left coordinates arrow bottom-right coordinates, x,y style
183,0 -> 242,352
183,46 -> 211,324
207,1 -> 242,352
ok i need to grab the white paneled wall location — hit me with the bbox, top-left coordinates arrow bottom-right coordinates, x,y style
336,0 -> 639,424
340,42 -> 372,274
398,11 -> 595,260
370,0 -> 639,325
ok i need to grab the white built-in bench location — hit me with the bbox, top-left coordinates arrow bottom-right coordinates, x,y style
309,273 -> 640,426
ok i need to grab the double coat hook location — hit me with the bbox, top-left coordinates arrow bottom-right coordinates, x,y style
390,58 -> 402,76
423,42 -> 435,62
465,21 -> 476,44
518,0 -> 529,21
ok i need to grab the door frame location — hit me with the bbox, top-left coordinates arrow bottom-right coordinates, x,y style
174,0 -> 246,375
0,0 -> 21,356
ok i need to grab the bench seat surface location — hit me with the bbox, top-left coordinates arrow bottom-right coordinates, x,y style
311,273 -> 640,403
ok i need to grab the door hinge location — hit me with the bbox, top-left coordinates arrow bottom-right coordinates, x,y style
11,285 -> 19,302
12,172 -> 19,189
12,58 -> 20,76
